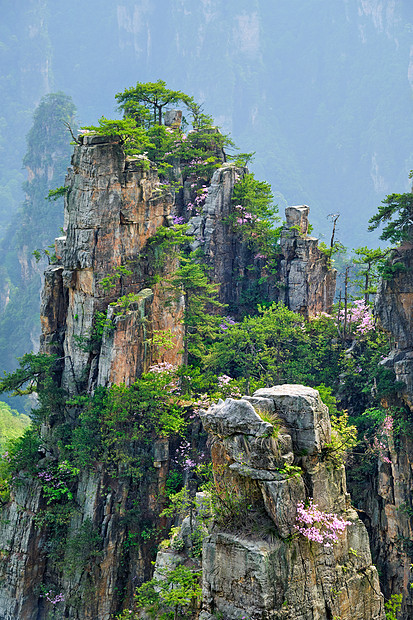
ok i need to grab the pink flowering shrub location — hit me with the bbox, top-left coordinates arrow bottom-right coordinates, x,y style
187,184 -> 209,215
295,499 -> 351,547
337,299 -> 374,336
366,413 -> 393,464
148,362 -> 176,374
44,591 -> 64,605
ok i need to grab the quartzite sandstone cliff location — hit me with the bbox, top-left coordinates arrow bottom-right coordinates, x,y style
158,385 -> 385,619
351,241 -> 413,620
0,134 -> 338,619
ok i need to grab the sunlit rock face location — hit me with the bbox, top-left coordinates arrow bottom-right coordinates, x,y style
0,136 -> 337,619
199,385 -> 385,620
41,134 -> 184,394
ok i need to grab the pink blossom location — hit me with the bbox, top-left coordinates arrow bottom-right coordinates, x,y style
295,499 -> 351,547
148,362 -> 175,374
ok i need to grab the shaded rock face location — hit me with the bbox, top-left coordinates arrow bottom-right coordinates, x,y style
199,385 -> 384,620
279,206 -> 337,315
356,432 -> 413,620
351,242 -> 413,620
375,243 -> 413,409
189,170 -> 336,316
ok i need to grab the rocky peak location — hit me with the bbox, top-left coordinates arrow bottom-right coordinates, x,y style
375,242 -> 413,409
0,136 -> 339,619
41,134 -> 184,395
195,385 -> 385,619
279,205 -> 336,315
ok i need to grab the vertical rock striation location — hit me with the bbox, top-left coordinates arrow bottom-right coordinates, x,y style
41,133 -> 184,393
196,385 -> 384,619
189,168 -> 336,316
375,242 -> 413,409
0,135 -> 185,620
0,136 -> 337,619
279,206 -> 336,315
354,241 -> 413,620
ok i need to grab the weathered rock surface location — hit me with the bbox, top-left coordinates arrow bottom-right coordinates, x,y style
0,136 -> 185,620
279,206 -> 337,315
248,384 -> 331,455
351,241 -> 413,620
199,386 -> 385,620
0,137 -> 337,619
41,135 -> 184,393
189,169 -> 336,315
376,243 -> 413,409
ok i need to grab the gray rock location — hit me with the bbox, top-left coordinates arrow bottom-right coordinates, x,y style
285,205 -> 310,234
201,530 -> 384,620
164,109 -> 182,128
200,397 -> 273,439
253,384 -> 331,455
259,475 -> 306,537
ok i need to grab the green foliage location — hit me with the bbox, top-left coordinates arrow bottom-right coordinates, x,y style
81,117 -> 154,157
338,329 -> 400,416
0,401 -> 30,451
46,186 -> 69,201
352,246 -> 389,302
37,460 -> 79,505
33,504 -> 78,574
109,293 -> 145,316
206,303 -> 341,389
165,470 -> 183,497
115,79 -> 192,126
0,425 -> 41,502
368,187 -> 413,244
167,252 -> 223,366
145,224 -> 192,278
69,373 -> 186,476
254,408 -> 280,438
0,352 -> 66,424
385,593 -> 402,620
232,173 -> 278,223
228,151 -> 256,167
123,564 -> 201,620
203,474 -> 266,535
318,240 -> 347,266
100,265 -> 134,292
73,310 -> 115,353
316,384 -> 357,465
229,172 -> 281,273
276,463 -> 302,479
32,245 -> 58,265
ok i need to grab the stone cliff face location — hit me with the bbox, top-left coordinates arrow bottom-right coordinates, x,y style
41,133 -> 184,392
353,242 -> 413,620
376,243 -> 413,409
0,135 -> 186,620
0,136 -> 337,619
189,167 -> 335,316
158,385 -> 384,620
279,206 -> 336,316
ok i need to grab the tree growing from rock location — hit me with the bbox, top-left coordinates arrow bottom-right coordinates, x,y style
115,79 -> 193,127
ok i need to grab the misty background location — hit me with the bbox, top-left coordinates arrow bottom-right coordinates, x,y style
1,0 -> 413,404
